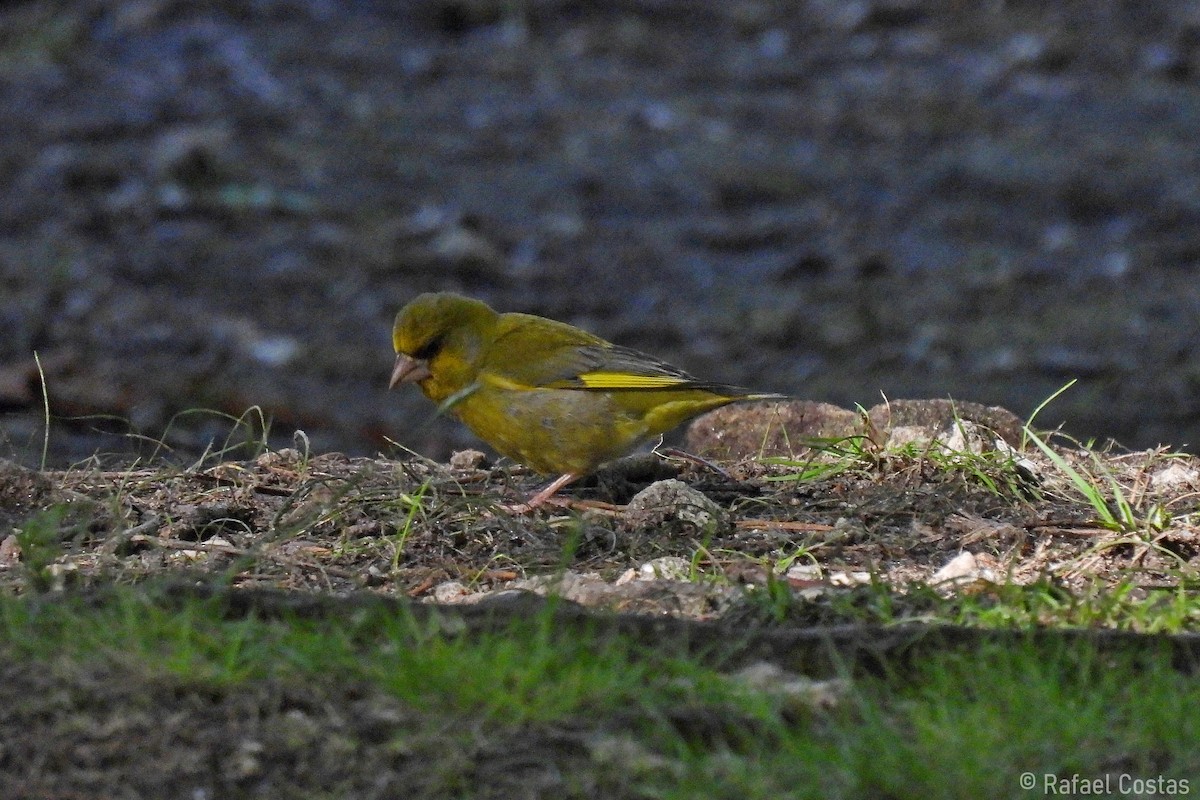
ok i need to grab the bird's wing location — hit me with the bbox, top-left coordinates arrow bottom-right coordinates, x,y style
562,344 -> 781,398
548,344 -> 702,390
482,313 -> 759,395
477,312 -> 604,388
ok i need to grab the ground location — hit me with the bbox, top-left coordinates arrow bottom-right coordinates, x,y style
2,1 -> 1200,795
1,400 -> 1199,795
6,401 -> 1194,605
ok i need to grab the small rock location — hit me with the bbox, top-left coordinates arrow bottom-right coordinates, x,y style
940,420 -> 998,454
931,551 -> 998,587
255,448 -> 304,469
614,568 -> 638,585
729,662 -> 849,712
828,570 -> 871,586
449,449 -> 488,470
995,438 -> 1041,484
624,479 -> 727,536
1150,462 -> 1199,491
932,551 -> 978,583
431,580 -> 471,603
0,535 -> 20,567
635,556 -> 692,581
785,563 -> 822,584
363,564 -> 389,586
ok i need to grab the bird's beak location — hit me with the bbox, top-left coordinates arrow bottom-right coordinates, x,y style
389,354 -> 432,389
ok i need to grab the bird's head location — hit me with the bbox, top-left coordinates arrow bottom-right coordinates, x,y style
390,292 -> 497,395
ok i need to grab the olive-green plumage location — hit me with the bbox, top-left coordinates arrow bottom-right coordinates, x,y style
390,292 -> 782,505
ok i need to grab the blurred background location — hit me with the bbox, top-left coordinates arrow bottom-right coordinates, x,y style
1,0 -> 1199,468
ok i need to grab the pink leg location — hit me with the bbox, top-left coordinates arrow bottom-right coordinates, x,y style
502,472 -> 580,514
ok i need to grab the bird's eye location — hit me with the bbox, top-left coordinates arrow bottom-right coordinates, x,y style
413,335 -> 443,360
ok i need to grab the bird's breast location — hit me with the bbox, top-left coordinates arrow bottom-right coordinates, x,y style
453,386 -> 645,475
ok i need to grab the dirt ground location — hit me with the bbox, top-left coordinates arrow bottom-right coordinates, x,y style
6,399 -> 1197,604
2,399 -> 1200,794
2,0 -> 1200,470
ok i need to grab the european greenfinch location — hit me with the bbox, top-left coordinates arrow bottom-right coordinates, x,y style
390,292 -> 784,509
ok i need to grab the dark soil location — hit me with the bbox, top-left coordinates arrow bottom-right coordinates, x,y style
2,425 -> 1200,794
0,654 -> 634,800
3,399 -> 1200,794
5,432 -> 1196,602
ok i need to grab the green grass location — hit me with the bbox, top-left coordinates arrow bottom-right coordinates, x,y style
0,591 -> 729,722
762,427 -> 1037,502
747,574 -> 1200,634
667,641 -> 1199,799
1,588 -> 1196,798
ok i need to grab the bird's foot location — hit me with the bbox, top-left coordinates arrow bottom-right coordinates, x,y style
498,472 -> 580,514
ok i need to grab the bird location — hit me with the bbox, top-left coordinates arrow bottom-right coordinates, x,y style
389,292 -> 784,510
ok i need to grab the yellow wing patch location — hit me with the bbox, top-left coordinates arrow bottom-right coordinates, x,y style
575,371 -> 691,390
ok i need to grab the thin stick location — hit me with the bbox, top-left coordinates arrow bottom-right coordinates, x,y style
33,351 -> 50,471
